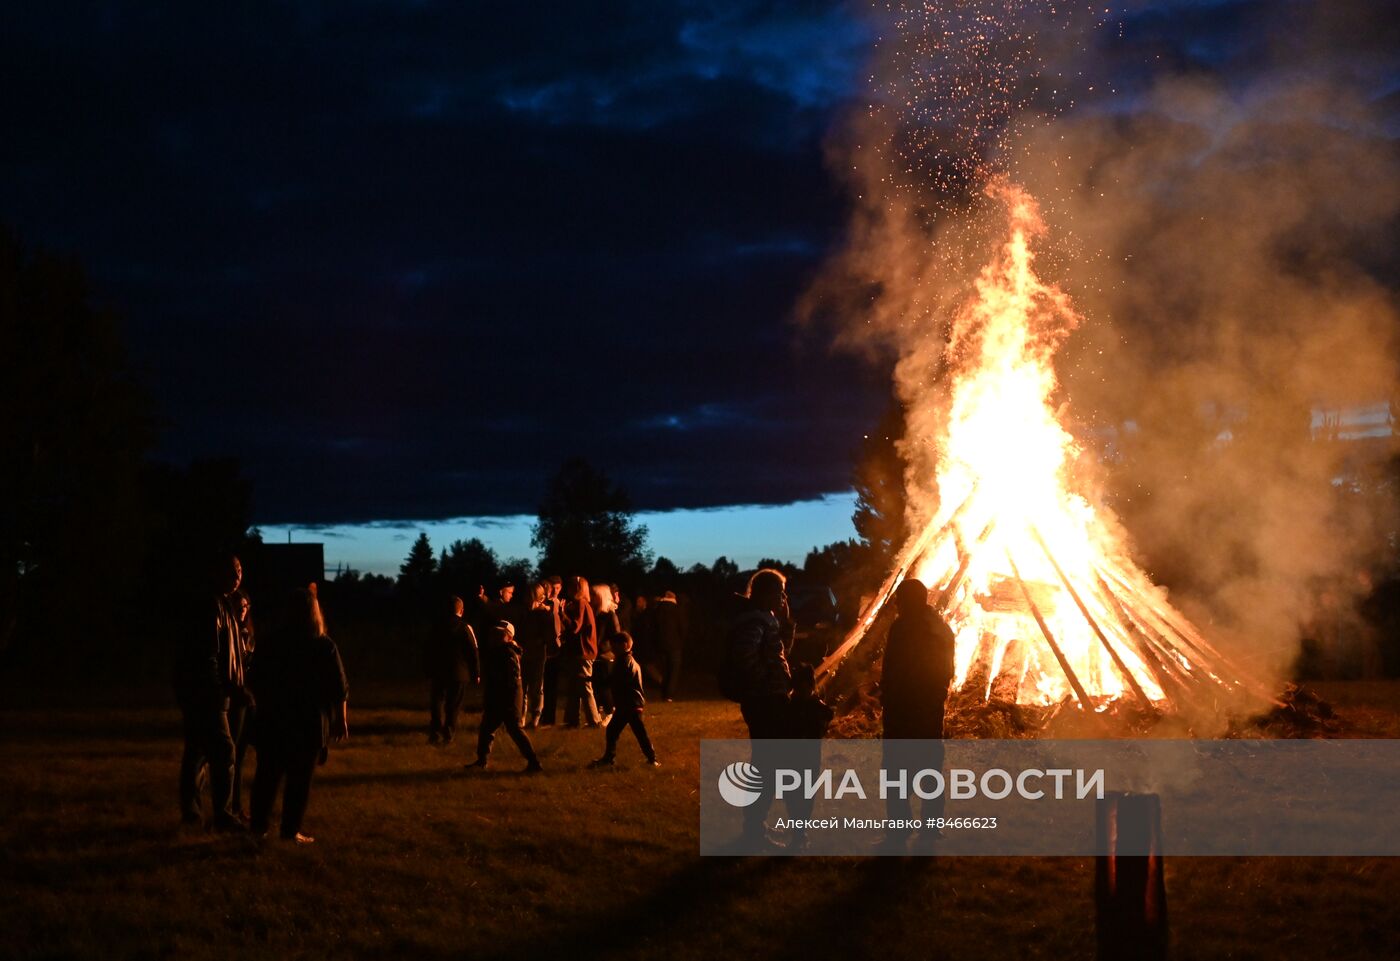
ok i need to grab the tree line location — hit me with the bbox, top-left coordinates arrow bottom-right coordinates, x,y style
6,228 -> 1397,685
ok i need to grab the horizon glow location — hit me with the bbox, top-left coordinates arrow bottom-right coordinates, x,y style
259,491 -> 860,579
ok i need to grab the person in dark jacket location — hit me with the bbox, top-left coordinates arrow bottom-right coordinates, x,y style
723,568 -> 795,848
520,582 -> 560,727
174,553 -> 248,832
589,633 -> 658,767
613,585 -> 632,634
229,588 -> 256,820
630,594 -> 664,687
427,596 -> 480,744
784,662 -> 833,851
560,576 -> 601,727
467,621 -> 542,772
484,581 -> 520,630
248,586 -> 349,844
653,590 -> 686,701
879,577 -> 956,853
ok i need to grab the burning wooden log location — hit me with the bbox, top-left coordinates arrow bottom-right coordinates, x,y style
934,518 -> 996,614
1091,574 -> 1205,709
1030,527 -> 1155,712
1006,549 -> 1091,709
987,636 -> 1029,702
1097,563 -> 1282,708
960,629 -> 1004,702
816,489 -> 976,681
1095,791 -> 1168,961
1099,564 -> 1248,685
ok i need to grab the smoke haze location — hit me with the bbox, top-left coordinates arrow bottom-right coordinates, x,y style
804,0 -> 1400,683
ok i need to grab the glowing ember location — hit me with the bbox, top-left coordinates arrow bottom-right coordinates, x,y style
820,179 -> 1256,712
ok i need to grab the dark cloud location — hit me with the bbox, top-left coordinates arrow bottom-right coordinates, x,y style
1,0 -> 885,524
6,2 -> 1385,525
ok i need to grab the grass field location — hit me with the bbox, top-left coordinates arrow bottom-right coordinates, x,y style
3,681 -> 1400,960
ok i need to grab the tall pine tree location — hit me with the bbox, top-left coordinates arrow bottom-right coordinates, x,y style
397,532 -> 437,598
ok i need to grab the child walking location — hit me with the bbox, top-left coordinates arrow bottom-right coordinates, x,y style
590,632 -> 659,768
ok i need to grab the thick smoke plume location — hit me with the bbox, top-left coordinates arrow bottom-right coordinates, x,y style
805,0 -> 1400,684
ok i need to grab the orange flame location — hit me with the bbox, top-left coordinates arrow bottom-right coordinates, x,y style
908,180 -> 1168,707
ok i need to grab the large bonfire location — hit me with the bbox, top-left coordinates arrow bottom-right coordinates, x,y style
817,178 -> 1264,716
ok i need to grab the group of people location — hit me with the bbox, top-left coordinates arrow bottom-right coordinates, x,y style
423,576 -> 682,770
721,569 -> 955,854
174,554 -> 348,844
173,555 -> 954,853
174,560 -> 675,842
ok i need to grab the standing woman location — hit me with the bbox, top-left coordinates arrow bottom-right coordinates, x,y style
560,576 -> 601,727
249,586 -> 348,844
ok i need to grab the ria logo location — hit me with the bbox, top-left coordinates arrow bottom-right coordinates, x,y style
717,761 -> 764,807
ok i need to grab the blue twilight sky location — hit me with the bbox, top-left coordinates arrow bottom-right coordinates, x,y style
262,492 -> 858,577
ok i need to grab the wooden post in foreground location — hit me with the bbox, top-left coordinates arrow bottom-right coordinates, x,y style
1096,791 -> 1168,961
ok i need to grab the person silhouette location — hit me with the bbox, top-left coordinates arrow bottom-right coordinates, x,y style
174,553 -> 247,832
879,578 -> 955,854
426,595 -> 479,744
467,621 -> 542,773
248,586 -> 348,844
721,568 -> 795,850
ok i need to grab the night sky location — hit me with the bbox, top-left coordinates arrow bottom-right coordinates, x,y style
3,1 -> 1395,560
2,1 -> 886,532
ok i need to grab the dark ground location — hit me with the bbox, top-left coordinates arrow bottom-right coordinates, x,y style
2,680 -> 1399,960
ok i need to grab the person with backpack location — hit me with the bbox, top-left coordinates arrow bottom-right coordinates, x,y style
720,568 -> 794,849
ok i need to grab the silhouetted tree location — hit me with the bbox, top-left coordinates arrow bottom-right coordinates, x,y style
787,401 -> 912,627
142,458 -> 255,564
398,532 -> 437,598
437,537 -> 499,598
852,401 -> 909,569
711,556 -> 739,584
531,458 -> 652,581
803,537 -> 876,626
498,556 -> 536,590
803,539 -> 863,585
0,231 -> 152,660
330,567 -> 394,596
648,556 -> 681,592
